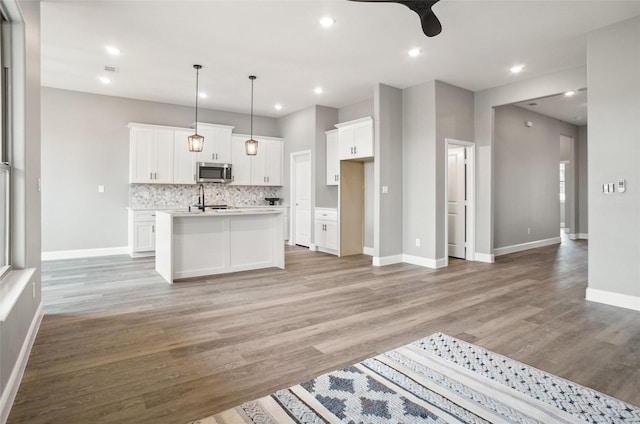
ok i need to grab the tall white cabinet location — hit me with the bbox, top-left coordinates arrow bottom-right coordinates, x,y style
326,129 -> 339,186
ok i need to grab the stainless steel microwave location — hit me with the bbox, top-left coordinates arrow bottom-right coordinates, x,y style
196,162 -> 232,183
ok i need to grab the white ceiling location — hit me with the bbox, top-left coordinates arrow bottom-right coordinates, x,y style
41,1 -> 640,118
514,89 -> 588,126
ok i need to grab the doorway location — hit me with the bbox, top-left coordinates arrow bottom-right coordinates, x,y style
290,151 -> 311,247
444,139 -> 476,262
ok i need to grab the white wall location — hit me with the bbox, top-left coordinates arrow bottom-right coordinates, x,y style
41,87 -> 279,252
339,99 -> 373,123
493,105 -> 578,249
587,16 -> 640,307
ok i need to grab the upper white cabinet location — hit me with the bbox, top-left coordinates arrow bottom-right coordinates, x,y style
231,134 -> 283,186
173,130 -> 197,184
129,124 -> 174,184
336,117 -> 374,160
326,129 -> 339,186
195,123 -> 234,164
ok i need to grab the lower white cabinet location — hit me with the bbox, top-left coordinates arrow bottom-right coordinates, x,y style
314,208 -> 338,254
128,209 -> 162,257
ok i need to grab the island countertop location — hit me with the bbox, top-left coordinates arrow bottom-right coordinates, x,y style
155,208 -> 285,283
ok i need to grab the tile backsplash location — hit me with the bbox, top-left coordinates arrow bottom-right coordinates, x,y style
129,184 -> 282,209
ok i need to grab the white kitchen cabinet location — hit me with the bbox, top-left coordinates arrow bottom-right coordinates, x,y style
173,130 -> 197,184
336,117 -> 374,160
314,208 -> 338,254
195,123 -> 234,164
128,209 -> 159,257
129,124 -> 174,183
326,129 -> 339,185
230,135 -> 252,185
230,134 -> 283,186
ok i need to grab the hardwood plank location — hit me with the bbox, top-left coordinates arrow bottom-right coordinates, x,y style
7,237 -> 640,424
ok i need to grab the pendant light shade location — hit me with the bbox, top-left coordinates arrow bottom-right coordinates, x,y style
245,75 -> 258,156
188,64 -> 205,152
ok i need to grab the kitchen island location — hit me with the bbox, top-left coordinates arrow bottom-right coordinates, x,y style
155,209 -> 284,283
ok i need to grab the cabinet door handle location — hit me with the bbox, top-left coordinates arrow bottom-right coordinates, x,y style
152,225 -> 155,233
354,146 -> 357,155
150,172 -> 153,180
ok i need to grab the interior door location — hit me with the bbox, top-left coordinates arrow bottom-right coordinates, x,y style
448,146 -> 466,258
294,153 -> 311,247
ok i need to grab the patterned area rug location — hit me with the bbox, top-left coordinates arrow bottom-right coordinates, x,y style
190,333 -> 640,423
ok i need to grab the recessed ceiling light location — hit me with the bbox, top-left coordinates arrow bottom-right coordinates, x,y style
510,65 -> 524,74
564,91 -> 576,97
199,92 -> 208,99
275,104 -> 283,111
314,87 -> 324,94
105,46 -> 120,55
99,76 -> 112,84
408,48 -> 422,57
320,17 -> 335,28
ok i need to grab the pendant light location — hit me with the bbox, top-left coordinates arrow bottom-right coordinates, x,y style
188,64 -> 205,152
245,75 -> 258,156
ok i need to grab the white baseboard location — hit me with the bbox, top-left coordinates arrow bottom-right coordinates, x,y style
0,302 -> 43,424
474,252 -> 495,263
402,254 -> 447,269
363,247 -> 374,256
578,233 -> 589,240
493,237 -> 561,257
586,288 -> 640,312
373,255 -> 403,267
42,246 -> 129,261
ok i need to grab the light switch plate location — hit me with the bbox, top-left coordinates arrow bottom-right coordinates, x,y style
98,185 -> 105,193
382,186 -> 389,194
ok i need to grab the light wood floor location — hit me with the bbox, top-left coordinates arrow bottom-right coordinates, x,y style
8,239 -> 640,423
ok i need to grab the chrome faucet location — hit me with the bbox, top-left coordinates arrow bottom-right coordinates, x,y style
197,184 -> 205,211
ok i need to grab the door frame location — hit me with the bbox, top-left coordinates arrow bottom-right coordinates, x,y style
444,138 -> 476,263
289,150 -> 312,247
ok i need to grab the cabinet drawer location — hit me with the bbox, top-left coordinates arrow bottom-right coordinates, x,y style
134,211 -> 157,221
314,208 -> 337,221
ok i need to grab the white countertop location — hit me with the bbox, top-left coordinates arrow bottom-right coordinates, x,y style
129,205 -> 288,212
157,208 -> 284,218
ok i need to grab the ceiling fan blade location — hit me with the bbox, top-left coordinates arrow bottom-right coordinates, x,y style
420,8 -> 442,37
348,0 -> 443,37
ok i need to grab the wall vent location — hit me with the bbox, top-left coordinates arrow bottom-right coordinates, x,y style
104,66 -> 119,73
527,102 -> 538,106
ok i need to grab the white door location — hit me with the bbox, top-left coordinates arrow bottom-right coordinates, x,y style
293,153 -> 311,247
448,146 -> 466,258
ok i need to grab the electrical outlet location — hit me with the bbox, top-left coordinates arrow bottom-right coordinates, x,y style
98,185 -> 105,193
382,186 -> 389,194
416,238 -> 421,247
527,227 -> 531,235
32,281 -> 35,298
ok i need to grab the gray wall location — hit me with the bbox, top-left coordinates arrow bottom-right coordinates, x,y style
577,126 -> 588,235
1,0 -> 42,413
374,84 -> 403,259
41,87 -> 279,252
474,67 -> 587,257
493,105 -> 578,248
339,98 -> 373,123
434,81 -> 475,259
587,16 -> 640,298
402,81 -> 473,262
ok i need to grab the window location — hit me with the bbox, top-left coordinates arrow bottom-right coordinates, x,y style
0,13 -> 9,276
